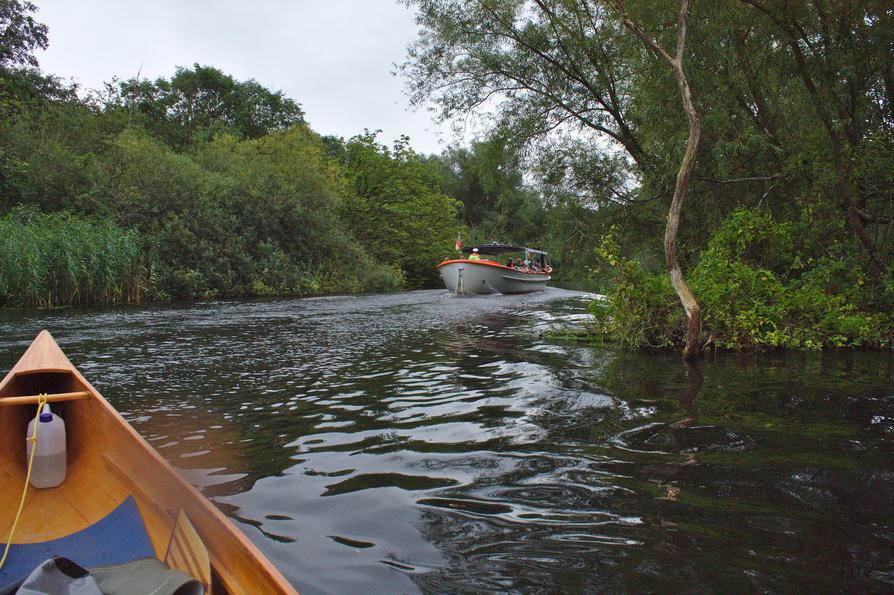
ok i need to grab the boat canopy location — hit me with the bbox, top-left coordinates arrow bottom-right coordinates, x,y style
462,242 -> 548,256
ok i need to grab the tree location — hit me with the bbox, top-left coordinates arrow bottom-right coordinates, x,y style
0,0 -> 72,109
736,1 -> 893,277
85,126 -> 402,299
335,131 -> 459,286
607,0 -> 702,359
0,100 -> 104,213
0,0 -> 47,69
401,0 -> 646,171
105,65 -> 305,147
403,0 -> 705,357
437,137 -> 545,243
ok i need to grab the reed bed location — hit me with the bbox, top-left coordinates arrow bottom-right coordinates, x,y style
0,209 -> 146,308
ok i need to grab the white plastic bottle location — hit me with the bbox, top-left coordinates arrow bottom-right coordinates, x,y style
26,403 -> 67,488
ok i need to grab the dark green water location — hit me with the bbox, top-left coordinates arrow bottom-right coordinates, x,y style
1,290 -> 892,593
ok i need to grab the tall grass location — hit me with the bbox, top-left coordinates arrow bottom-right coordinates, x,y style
0,208 -> 146,308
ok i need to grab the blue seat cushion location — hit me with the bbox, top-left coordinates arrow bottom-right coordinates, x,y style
0,496 -> 155,590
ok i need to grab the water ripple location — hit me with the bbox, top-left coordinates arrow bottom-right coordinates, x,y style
1,289 -> 892,593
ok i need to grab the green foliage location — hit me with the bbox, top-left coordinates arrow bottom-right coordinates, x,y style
86,127 -> 403,300
402,0 -> 646,166
1,103 -> 404,305
0,0 -> 47,69
104,64 -> 305,148
594,209 -> 894,351
589,229 -> 684,349
0,1 -> 75,118
438,138 -> 545,244
335,131 -> 459,287
0,100 -> 103,212
3,0 -> 892,336
691,209 -> 893,350
0,15 -> 412,307
405,0 -> 894,352
0,207 -> 145,307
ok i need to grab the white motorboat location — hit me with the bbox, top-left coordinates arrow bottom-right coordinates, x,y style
437,243 -> 552,294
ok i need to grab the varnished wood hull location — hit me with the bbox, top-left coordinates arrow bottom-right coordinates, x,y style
0,330 -> 297,594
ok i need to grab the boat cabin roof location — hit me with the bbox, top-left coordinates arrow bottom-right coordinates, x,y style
461,242 -> 549,256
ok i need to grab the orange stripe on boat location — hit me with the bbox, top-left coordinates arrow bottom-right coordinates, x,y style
435,259 -> 552,275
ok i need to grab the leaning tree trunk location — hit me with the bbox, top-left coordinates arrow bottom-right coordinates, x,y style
665,58 -> 702,360
610,0 -> 703,360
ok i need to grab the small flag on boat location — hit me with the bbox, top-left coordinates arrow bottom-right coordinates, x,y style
455,233 -> 462,252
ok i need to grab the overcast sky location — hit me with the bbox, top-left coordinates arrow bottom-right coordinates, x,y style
32,0 -> 450,155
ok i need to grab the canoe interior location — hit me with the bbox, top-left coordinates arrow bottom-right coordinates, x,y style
0,331 -> 297,594
0,371 -> 140,548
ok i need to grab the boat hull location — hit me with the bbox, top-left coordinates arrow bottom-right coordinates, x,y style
437,260 -> 550,294
0,331 -> 297,594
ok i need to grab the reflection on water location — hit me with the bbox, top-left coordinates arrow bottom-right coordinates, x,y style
674,358 -> 703,428
1,290 -> 893,593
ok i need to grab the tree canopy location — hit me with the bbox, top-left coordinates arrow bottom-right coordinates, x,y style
0,0 -> 46,69
333,131 -> 459,286
104,65 -> 306,147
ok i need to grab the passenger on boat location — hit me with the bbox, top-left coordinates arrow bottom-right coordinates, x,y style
468,248 -> 481,261
506,257 -> 514,267
514,258 -> 523,270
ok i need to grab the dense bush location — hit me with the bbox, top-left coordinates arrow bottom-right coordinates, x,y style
588,230 -> 685,349
0,116 -> 408,306
86,127 -> 405,301
334,132 -> 459,287
592,209 -> 894,351
0,4 -> 443,308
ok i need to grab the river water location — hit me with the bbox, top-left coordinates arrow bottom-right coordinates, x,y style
1,289 -> 892,593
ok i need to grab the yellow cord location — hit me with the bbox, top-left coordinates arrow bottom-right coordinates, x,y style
0,394 -> 48,571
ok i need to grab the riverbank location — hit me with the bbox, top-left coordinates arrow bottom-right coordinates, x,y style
589,215 -> 894,352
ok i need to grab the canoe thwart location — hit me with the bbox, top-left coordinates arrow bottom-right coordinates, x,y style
0,391 -> 91,407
